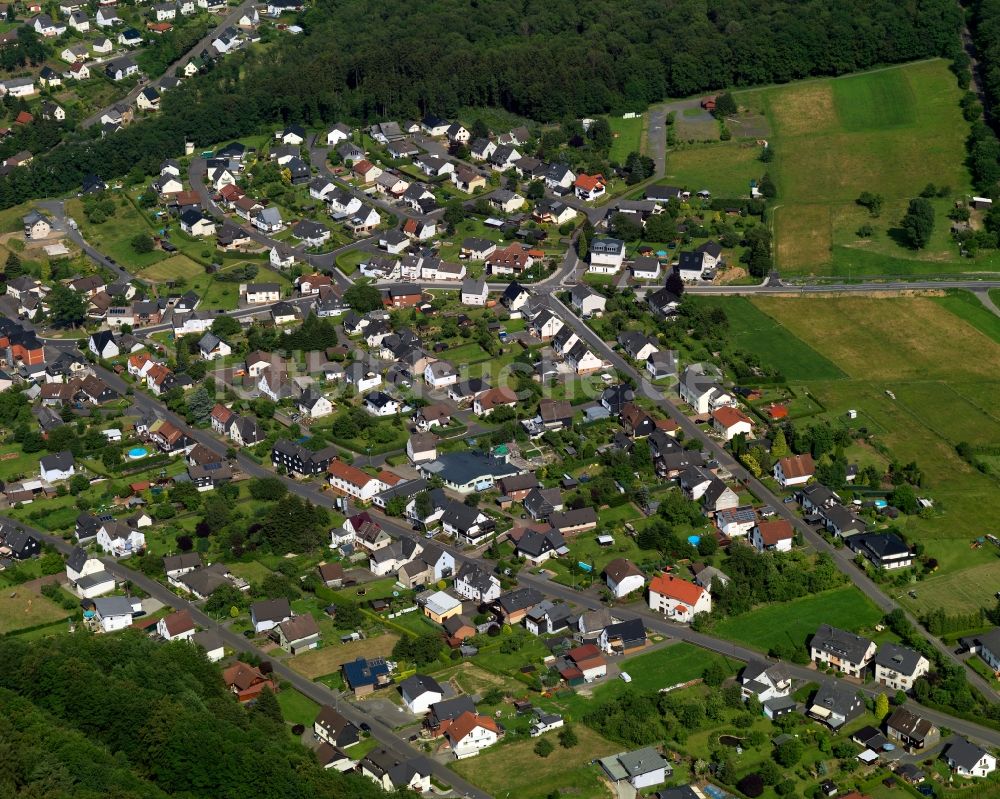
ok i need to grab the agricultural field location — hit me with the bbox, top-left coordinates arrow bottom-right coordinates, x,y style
717,295 -> 1000,615
711,586 -> 882,653
693,297 -> 845,381
668,59 -> 981,276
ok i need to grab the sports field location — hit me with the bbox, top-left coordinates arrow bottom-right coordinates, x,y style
711,586 -> 882,653
731,295 -> 1000,615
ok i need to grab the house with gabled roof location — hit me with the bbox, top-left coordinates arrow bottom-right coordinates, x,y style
648,573 -> 711,623
810,623 -> 876,677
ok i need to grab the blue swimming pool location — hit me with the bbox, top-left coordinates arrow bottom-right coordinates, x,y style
127,447 -> 149,460
688,535 -> 701,546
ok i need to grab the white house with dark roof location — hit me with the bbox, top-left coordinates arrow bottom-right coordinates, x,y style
810,623 -> 876,677
588,238 -> 625,274
945,737 -> 997,778
873,642 -> 929,692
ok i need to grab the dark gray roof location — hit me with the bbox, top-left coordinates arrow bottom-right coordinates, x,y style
811,623 -> 874,664
399,673 -> 443,698
66,546 -> 88,574
873,642 -> 924,676
946,737 -> 989,771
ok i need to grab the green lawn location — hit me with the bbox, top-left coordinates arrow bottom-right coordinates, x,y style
692,296 -> 846,381
336,249 -> 367,274
711,586 -> 883,653
608,115 -> 644,162
451,724 -> 619,799
276,688 -> 320,727
663,142 -> 764,198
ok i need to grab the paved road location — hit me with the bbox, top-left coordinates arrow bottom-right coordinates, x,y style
14,518 -> 486,799
37,200 -> 134,283
645,107 -> 667,178
546,295 -> 1000,704
81,0 -> 258,129
974,288 -> 1000,318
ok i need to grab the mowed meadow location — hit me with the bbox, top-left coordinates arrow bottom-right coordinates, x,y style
667,59 -> 990,276
762,61 -> 973,275
707,294 -> 1000,616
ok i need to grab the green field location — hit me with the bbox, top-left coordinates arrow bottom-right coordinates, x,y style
608,114 -> 644,162
138,255 -> 206,282
694,297 -> 846,380
712,587 -> 882,653
724,295 -> 1000,615
275,688 -> 320,727
671,60 -> 978,276
451,723 -> 619,799
0,589 -> 68,635
664,142 -> 764,198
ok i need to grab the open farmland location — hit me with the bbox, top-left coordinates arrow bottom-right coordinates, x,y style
668,60 -> 984,276
721,295 -> 1000,615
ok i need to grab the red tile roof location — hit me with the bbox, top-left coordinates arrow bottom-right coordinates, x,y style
649,573 -> 706,604
756,519 -> 794,545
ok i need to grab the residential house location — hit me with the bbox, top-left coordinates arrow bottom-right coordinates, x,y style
92,596 -> 136,632
570,283 -> 607,316
885,707 -> 940,753
314,705 -> 360,748
453,562 -> 501,603
711,406 -> 753,441
944,738 -> 997,778
598,617 -> 647,655
598,748 -> 671,790
588,237 -> 626,274
445,712 -> 500,758
774,454 -> 815,487
494,587 -> 543,625
750,519 -> 794,553
400,674 -> 443,715
223,661 -> 276,702
604,558 -> 645,599
250,597 -> 292,633
648,573 -> 711,623
359,748 -> 430,793
422,590 -> 463,624
275,614 -> 320,654
848,532 -> 914,570
157,609 -> 196,642
810,624 -> 876,678
740,661 -> 792,703
807,681 -> 864,729
460,278 -> 488,306
873,642 -> 929,692
327,459 -> 386,502
40,450 -> 75,482
677,363 -> 734,415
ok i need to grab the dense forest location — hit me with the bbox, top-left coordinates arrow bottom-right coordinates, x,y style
0,632 -> 401,799
0,0 -> 965,208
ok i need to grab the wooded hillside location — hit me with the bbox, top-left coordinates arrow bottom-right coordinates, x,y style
0,632 -> 399,799
0,0 -> 964,208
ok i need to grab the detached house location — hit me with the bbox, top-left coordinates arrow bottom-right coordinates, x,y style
648,573 -> 711,623
873,642 -> 929,692
604,558 -> 645,599
944,738 -> 996,778
810,623 -> 876,678
773,453 -> 815,487
750,519 -> 794,553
